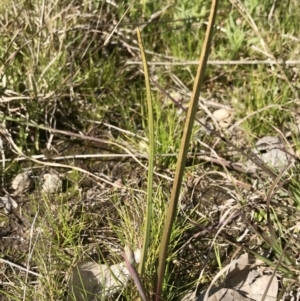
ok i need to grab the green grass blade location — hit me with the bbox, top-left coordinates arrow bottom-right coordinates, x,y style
154,1 -> 219,300
137,28 -> 155,277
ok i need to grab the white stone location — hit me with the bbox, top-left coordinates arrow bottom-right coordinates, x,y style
42,173 -> 62,194
11,171 -> 32,194
212,108 -> 231,121
212,108 -> 234,128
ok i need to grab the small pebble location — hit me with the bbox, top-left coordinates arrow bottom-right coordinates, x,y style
0,195 -> 18,213
42,173 -> 62,194
212,108 -> 234,128
11,171 -> 33,195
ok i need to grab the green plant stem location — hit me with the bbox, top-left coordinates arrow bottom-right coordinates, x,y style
136,28 -> 155,276
154,1 -> 219,300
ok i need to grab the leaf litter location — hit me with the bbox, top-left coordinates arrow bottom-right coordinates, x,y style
181,253 -> 278,301
68,249 -> 141,301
